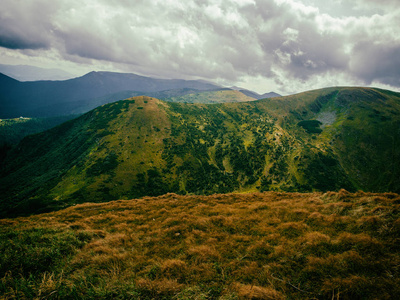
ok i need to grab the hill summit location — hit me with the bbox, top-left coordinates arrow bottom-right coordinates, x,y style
1,87 -> 400,217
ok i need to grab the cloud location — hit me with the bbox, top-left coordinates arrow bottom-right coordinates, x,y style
0,0 -> 58,49
350,41 -> 400,87
0,0 -> 399,93
354,0 -> 399,10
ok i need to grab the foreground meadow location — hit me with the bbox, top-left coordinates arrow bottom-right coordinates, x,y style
1,190 -> 400,299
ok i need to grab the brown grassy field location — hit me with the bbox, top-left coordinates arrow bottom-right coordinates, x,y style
1,190 -> 400,299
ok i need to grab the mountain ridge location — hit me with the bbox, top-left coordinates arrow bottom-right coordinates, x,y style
0,64 -> 75,81
0,71 -> 228,118
1,86 -> 399,217
0,70 -> 279,119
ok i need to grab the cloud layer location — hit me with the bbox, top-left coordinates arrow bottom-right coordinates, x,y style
0,0 -> 399,93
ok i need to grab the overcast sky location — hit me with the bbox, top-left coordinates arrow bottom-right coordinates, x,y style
0,0 -> 399,94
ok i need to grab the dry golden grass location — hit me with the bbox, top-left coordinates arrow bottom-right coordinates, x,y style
234,283 -> 284,300
1,191 -> 400,299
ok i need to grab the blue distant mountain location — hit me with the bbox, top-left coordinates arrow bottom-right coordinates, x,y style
0,64 -> 75,81
230,86 -> 281,99
0,71 -> 222,118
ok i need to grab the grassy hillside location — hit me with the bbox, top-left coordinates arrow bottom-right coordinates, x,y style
1,191 -> 399,299
0,115 -> 79,165
1,87 -> 400,217
0,89 -> 253,151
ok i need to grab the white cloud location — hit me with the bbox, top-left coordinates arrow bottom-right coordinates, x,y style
0,0 -> 399,94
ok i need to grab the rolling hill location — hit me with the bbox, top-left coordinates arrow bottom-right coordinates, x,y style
1,86 -> 400,217
0,89 -> 255,148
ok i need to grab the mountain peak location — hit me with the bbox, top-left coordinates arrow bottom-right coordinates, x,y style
260,91 -> 281,98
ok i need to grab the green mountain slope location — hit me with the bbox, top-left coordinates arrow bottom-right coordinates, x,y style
0,90 -> 251,151
1,87 -> 400,217
0,116 -> 78,146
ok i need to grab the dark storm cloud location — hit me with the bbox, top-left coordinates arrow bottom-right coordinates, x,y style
0,0 -> 57,50
0,0 -> 399,91
351,41 -> 400,87
0,32 -> 47,50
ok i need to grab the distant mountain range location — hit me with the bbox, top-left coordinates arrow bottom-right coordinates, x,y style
0,71 -> 218,118
0,64 -> 75,81
230,86 -> 281,99
1,86 -> 399,217
0,71 -> 280,118
241,90 -> 281,99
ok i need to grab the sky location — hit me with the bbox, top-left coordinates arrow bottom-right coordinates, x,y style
0,0 -> 399,95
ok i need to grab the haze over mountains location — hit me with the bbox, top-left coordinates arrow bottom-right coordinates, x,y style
1,86 -> 399,217
0,64 -> 75,81
0,70 -> 281,119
